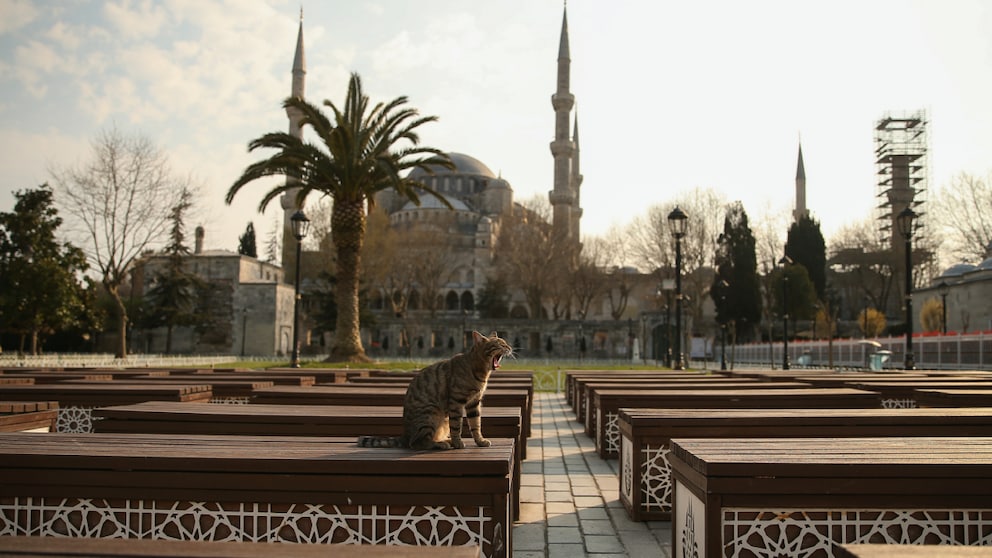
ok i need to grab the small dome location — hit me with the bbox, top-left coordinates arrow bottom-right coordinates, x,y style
941,263 -> 977,277
978,257 -> 992,271
407,152 -> 496,180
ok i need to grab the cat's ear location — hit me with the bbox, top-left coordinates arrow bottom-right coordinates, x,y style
472,331 -> 485,344
489,331 -> 498,339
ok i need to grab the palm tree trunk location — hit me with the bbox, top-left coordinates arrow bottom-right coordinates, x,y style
329,198 -> 370,362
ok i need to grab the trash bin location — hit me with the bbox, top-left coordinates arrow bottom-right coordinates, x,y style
868,350 -> 892,371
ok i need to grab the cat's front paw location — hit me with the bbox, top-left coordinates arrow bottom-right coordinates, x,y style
450,437 -> 465,449
474,438 -> 492,447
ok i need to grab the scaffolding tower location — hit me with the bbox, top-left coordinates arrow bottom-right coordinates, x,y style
874,110 -> 929,246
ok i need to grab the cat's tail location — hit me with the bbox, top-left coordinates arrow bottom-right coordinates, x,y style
357,435 -> 404,448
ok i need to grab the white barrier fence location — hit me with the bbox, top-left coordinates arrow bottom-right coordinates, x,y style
734,331 -> 992,370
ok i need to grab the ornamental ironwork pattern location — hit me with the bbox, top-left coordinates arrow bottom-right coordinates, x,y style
723,508 -> 992,556
55,406 -> 96,433
210,397 -> 251,405
0,498 -> 503,557
640,443 -> 673,515
603,412 -> 620,455
621,436 -> 634,505
881,398 -> 918,409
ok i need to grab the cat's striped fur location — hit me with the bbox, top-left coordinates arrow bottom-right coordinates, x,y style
357,331 -> 513,450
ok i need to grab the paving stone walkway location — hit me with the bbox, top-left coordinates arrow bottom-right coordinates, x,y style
512,392 -> 673,557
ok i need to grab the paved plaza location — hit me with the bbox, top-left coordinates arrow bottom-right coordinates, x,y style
512,392 -> 673,558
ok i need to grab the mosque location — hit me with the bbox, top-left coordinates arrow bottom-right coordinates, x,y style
279,8 -> 585,332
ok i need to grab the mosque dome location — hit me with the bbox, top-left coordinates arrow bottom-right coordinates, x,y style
407,152 -> 496,180
400,196 -> 470,211
940,263 -> 977,277
978,257 -> 992,271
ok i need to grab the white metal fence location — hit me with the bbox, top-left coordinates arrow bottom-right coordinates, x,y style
734,331 -> 992,370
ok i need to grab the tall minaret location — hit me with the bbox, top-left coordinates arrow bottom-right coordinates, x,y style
548,5 -> 576,247
793,141 -> 808,222
280,11 -> 306,279
570,111 -> 583,243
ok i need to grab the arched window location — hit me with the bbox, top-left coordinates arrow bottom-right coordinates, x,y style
461,291 -> 475,311
409,290 -> 421,310
510,305 -> 529,319
445,291 -> 459,311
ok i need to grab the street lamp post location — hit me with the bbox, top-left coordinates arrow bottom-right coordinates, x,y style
668,206 -> 688,370
778,255 -> 793,370
938,280 -> 950,335
896,206 -> 917,370
290,210 -> 310,368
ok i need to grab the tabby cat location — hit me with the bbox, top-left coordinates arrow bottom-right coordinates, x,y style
357,331 -> 513,450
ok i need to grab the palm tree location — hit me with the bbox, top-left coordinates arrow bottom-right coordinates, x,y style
226,73 -> 452,362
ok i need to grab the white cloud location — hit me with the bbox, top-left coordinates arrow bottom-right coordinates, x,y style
102,0 -> 169,40
0,0 -> 39,34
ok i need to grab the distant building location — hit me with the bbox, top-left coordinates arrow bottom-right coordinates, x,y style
133,227 -> 296,356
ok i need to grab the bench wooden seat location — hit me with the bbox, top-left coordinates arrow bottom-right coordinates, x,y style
0,373 -> 114,383
570,374 -> 741,419
580,380 -> 810,436
265,367 -> 368,383
0,401 -> 58,432
563,370 -> 719,407
915,388 -> 992,407
63,379 -> 274,402
0,432 -> 513,558
618,407 -> 992,521
148,372 -> 317,386
851,381 -> 992,408
592,386 -> 879,459
0,384 -> 212,433
669,436 -> 992,557
252,386 -> 532,441
835,543 -> 992,557
0,536 -> 481,557
92,401 -> 525,519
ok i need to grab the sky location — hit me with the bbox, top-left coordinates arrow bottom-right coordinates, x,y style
2,0 -> 992,257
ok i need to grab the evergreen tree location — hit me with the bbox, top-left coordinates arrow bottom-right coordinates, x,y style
143,188 -> 203,353
477,276 -> 511,319
238,222 -> 258,258
0,185 -> 91,354
785,215 -> 827,300
711,202 -> 763,341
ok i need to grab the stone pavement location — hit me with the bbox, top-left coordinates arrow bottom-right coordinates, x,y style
512,392 -> 673,558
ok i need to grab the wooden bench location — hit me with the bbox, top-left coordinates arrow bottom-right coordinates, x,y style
345,379 -> 534,438
0,536 -> 482,557
252,386 -> 532,443
592,386 -> 879,459
669,436 -> 992,557
92,401 -> 525,520
850,381 -> 992,408
0,384 -> 212,433
63,379 -> 274,403
0,432 -> 513,558
156,372 -> 317,386
834,543 -> 992,557
0,373 -> 114,383
563,370 -> 721,408
581,380 -> 810,437
569,373 -> 728,420
0,401 -> 58,432
916,388 -> 992,407
618,407 -> 992,521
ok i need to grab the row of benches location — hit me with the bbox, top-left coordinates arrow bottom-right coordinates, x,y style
0,367 -> 533,558
564,368 -> 992,557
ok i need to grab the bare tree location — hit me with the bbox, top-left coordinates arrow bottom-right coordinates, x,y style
497,196 -> 557,320
930,171 -> 992,263
628,187 -> 727,331
51,127 -> 194,358
572,236 -> 611,320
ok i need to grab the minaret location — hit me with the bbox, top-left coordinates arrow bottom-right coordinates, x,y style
793,141 -> 808,222
570,111 -> 583,243
548,5 -> 576,246
280,11 -> 306,279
